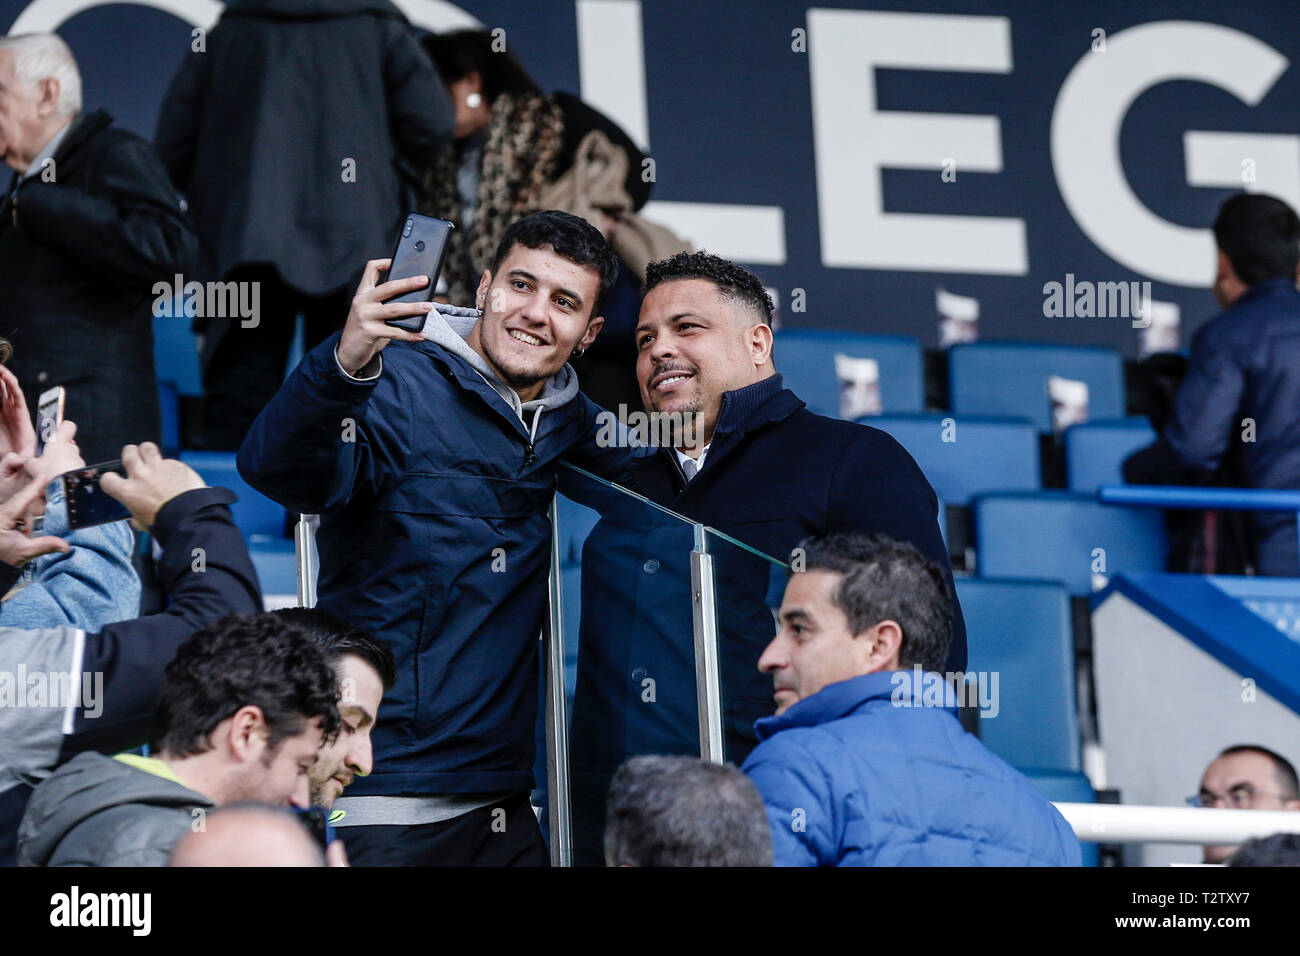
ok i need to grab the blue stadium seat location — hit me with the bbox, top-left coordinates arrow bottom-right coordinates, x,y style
954,577 -> 1079,772
1021,769 -> 1098,866
1065,417 -> 1156,493
973,491 -> 1167,595
948,342 -> 1125,432
179,451 -> 288,541
248,539 -> 298,606
773,329 -> 924,418
153,312 -> 203,397
864,414 -> 1040,505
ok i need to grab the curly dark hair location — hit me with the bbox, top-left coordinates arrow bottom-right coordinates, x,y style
797,533 -> 954,673
153,613 -> 341,758
271,607 -> 397,691
490,210 -> 620,315
644,251 -> 774,326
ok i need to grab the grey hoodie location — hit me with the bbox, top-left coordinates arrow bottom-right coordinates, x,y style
421,306 -> 582,443
18,752 -> 213,867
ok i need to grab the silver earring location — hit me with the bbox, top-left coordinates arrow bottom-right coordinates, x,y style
571,347 -> 586,360
466,92 -> 483,110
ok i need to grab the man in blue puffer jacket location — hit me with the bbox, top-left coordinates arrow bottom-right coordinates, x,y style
238,211 -> 642,866
743,532 -> 1081,866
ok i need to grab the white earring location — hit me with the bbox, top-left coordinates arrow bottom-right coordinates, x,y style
466,92 -> 483,110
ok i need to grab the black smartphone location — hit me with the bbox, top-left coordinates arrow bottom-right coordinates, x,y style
62,460 -> 130,530
383,213 -> 455,332
294,807 -> 336,851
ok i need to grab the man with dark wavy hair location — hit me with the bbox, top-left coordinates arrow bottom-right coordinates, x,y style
17,613 -> 340,867
239,210 -> 643,866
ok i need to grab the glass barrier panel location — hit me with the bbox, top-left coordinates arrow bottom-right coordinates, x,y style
701,527 -> 792,767
540,462 -> 705,866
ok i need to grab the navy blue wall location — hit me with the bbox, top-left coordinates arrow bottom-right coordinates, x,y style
4,0 -> 1299,353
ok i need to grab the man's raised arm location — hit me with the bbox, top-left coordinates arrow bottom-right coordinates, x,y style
236,259 -> 432,514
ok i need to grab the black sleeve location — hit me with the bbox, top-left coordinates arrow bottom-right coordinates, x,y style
154,50 -> 208,194
57,486 -> 262,756
14,132 -> 199,290
383,21 -> 454,166
827,430 -> 969,673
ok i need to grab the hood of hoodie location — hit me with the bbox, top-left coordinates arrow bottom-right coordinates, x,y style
19,752 -> 212,866
422,308 -> 581,430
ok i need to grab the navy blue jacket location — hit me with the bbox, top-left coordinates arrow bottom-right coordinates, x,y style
743,670 -> 1081,866
238,332 -> 633,795
566,375 -> 966,859
1126,278 -> 1300,575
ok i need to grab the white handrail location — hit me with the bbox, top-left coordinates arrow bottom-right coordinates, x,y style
1055,802 -> 1300,844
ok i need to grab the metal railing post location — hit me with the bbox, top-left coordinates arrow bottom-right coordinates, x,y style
691,525 -> 725,764
295,513 -> 318,608
544,496 -> 573,866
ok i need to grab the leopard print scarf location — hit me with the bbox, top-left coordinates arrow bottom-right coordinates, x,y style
421,92 -> 565,305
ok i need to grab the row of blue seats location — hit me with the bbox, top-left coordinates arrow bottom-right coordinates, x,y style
772,329 -> 1128,431
868,414 -> 1155,502
156,315 -> 1133,433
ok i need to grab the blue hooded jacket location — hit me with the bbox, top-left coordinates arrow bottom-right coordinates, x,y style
742,670 -> 1082,866
238,314 -> 638,795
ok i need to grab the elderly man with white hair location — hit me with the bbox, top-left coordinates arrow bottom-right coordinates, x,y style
0,33 -> 196,463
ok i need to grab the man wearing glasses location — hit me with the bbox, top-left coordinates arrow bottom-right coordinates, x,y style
1190,745 -> 1300,863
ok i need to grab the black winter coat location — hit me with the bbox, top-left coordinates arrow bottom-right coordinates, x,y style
569,375 -> 968,769
0,109 -> 196,463
154,0 -> 453,296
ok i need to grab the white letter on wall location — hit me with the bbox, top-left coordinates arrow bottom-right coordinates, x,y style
807,9 -> 1026,275
1052,22 -> 1290,286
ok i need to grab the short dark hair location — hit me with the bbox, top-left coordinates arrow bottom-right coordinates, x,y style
797,533 -> 953,673
1212,193 -> 1300,286
604,756 -> 772,866
421,29 -> 540,101
154,613 -> 341,757
1217,744 -> 1300,798
271,607 -> 397,692
489,210 -> 620,315
644,251 -> 774,326
1228,832 -> 1300,867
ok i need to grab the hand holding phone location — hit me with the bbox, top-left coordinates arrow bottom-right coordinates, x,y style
93,442 -> 206,530
336,258 -> 434,377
